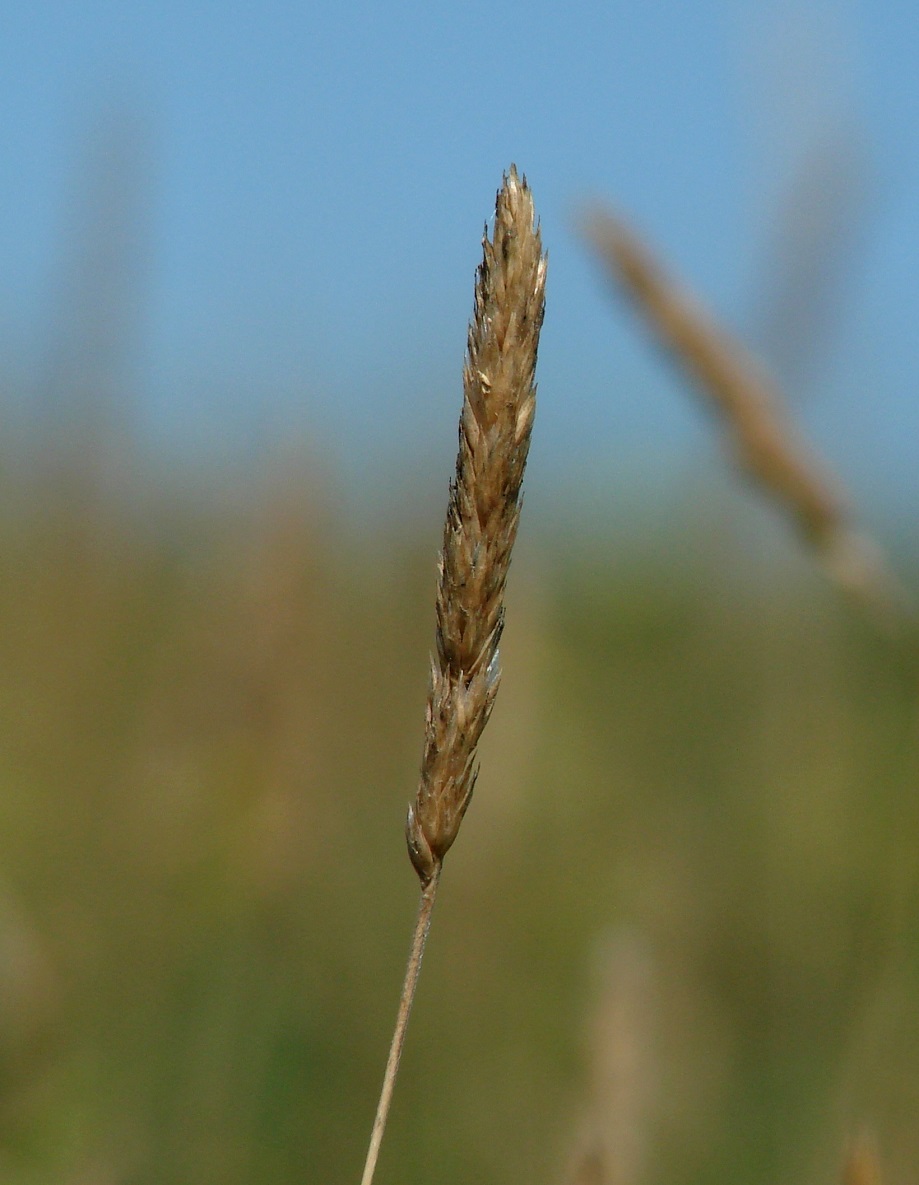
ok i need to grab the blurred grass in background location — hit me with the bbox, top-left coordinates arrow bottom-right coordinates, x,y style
0,447 -> 916,1185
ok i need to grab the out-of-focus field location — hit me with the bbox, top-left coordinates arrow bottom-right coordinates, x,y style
0,465 -> 916,1185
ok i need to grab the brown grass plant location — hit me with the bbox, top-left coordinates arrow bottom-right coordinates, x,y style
358,164 -> 546,1185
581,207 -> 910,626
562,932 -> 655,1185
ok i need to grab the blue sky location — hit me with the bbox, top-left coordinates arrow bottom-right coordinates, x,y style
1,0 -> 917,526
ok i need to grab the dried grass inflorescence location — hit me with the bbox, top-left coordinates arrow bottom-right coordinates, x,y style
359,166 -> 545,1185
407,165 -> 546,886
582,207 -> 909,624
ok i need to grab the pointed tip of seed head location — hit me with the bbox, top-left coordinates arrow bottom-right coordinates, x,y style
493,164 -> 539,241
504,163 -> 527,200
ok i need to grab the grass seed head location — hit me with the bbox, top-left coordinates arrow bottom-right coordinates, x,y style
406,165 -> 546,885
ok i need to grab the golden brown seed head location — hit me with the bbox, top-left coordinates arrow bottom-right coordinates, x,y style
406,166 -> 546,885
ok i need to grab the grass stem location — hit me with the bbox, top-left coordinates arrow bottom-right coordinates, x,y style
359,864 -> 441,1185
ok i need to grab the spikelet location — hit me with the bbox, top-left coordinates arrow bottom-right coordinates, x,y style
406,165 -> 546,885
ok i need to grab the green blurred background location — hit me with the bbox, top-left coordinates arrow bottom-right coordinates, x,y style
0,438 -> 917,1184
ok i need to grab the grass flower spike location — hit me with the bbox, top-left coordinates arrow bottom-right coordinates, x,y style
407,164 -> 546,885
359,165 -> 545,1185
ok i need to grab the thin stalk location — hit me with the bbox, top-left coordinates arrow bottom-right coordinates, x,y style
359,864 -> 441,1185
